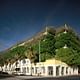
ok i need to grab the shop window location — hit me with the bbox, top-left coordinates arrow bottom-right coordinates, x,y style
66,67 -> 68,74
32,67 -> 34,73
56,66 -> 60,76
48,66 -> 53,75
61,67 -> 64,75
22,67 -> 26,74
27,67 -> 29,73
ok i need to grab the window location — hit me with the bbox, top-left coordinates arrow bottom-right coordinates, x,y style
32,67 -> 34,73
23,59 -> 26,64
56,66 -> 60,76
15,68 -> 20,72
48,66 -> 53,75
66,67 -> 68,74
16,62 -> 18,67
22,67 -> 26,74
27,67 -> 29,73
61,67 -> 64,75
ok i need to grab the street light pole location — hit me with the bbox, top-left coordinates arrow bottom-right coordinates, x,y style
38,40 -> 41,76
38,27 -> 48,76
39,40 -> 41,62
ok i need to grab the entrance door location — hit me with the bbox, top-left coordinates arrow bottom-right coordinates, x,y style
48,66 -> 53,75
56,66 -> 60,76
61,67 -> 64,75
22,67 -> 26,74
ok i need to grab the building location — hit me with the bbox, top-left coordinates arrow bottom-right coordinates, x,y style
12,59 -> 31,75
1,58 -> 31,75
28,59 -> 78,76
1,58 -> 78,76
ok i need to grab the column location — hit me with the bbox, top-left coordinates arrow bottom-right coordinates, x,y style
59,66 -> 62,76
70,68 -> 73,75
33,67 -> 35,75
45,66 -> 48,76
53,65 -> 56,77
75,68 -> 78,75
63,66 -> 66,75
76,68 -> 78,75
68,67 -> 70,75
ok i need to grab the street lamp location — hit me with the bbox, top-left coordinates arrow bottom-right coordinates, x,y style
39,40 -> 41,63
38,27 -> 48,76
38,40 -> 41,76
39,27 -> 48,62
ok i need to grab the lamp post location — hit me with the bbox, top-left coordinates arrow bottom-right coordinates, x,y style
39,40 -> 41,63
38,40 -> 41,76
38,27 -> 48,76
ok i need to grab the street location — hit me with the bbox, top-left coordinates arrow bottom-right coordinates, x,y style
0,75 -> 80,80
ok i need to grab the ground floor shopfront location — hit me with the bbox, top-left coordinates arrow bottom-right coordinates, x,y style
1,58 -> 78,77
22,59 -> 78,76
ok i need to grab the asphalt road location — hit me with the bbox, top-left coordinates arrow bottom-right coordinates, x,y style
0,75 -> 80,80
26,75 -> 80,80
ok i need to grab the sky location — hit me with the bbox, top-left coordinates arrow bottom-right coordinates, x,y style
0,0 -> 80,51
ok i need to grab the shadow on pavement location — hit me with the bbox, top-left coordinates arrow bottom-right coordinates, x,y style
0,71 -> 14,79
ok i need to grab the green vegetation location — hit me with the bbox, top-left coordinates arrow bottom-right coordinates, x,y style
0,26 -> 80,67
55,48 -> 80,66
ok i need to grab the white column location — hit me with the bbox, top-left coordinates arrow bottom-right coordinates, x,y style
53,65 -> 56,76
33,67 -> 35,75
69,67 -> 72,75
20,66 -> 23,74
59,66 -> 62,76
76,68 -> 78,75
45,66 -> 48,76
64,67 -> 66,75
30,65 -> 32,75
71,68 -> 73,75
75,68 -> 78,75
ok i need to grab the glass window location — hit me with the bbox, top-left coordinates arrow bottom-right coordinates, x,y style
23,59 -> 26,64
66,67 -> 68,74
32,67 -> 34,73
56,66 -> 60,76
48,66 -> 53,75
61,67 -> 64,75
27,67 -> 29,73
22,67 -> 26,74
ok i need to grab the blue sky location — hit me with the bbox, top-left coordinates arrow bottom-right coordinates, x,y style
0,0 -> 80,51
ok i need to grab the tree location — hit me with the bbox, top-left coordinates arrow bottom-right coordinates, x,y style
25,46 -> 38,63
55,47 -> 80,66
36,32 -> 55,61
0,54 -> 4,66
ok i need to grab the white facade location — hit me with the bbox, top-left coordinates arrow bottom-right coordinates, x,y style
0,58 -> 78,77
29,60 -> 78,76
0,66 -> 2,71
12,59 -> 31,75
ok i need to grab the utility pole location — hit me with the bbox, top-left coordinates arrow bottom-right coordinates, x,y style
39,40 -> 41,62
38,27 -> 48,76
38,40 -> 41,76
